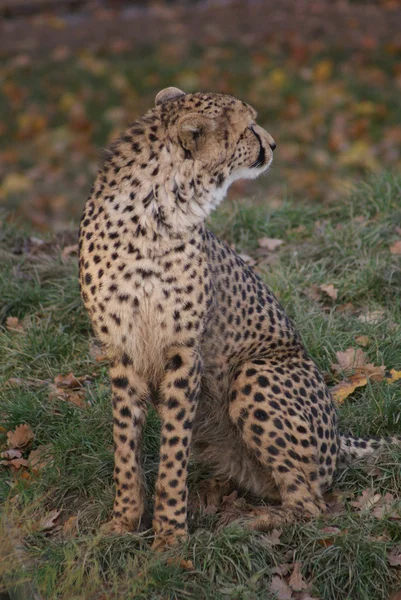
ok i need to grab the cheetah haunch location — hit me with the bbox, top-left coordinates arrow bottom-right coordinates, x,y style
79,87 -> 396,548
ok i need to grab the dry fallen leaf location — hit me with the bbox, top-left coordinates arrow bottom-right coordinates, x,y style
319,284 -> 338,301
355,335 -> 370,348
62,515 -> 78,536
5,316 -> 24,332
89,340 -> 108,362
258,237 -> 284,251
330,373 -> 368,403
387,548 -> 401,567
387,369 -> 401,384
303,285 -> 322,303
217,491 -> 254,528
239,254 -> 256,266
288,562 -> 308,592
351,489 -> 382,512
371,493 -> 396,520
7,424 -> 34,449
54,372 -> 83,389
358,309 -> 385,324
271,564 -> 291,577
331,366 -> 400,404
61,243 -> 79,263
28,446 -> 53,473
262,529 -> 282,546
166,557 -> 194,570
270,576 -> 293,600
331,347 -> 385,381
317,526 -> 342,547
323,490 -> 346,516
389,240 -> 401,255
0,457 -> 29,470
37,509 -> 61,532
331,348 -> 368,376
48,384 -> 87,409
1,449 -> 22,460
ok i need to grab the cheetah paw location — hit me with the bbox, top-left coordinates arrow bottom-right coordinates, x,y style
151,531 -> 188,552
100,518 -> 136,535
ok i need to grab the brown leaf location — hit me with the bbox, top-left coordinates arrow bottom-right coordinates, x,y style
258,237 -> 284,251
61,244 -> 78,263
0,449 -> 22,460
358,309 -> 385,324
7,424 -> 34,449
62,515 -> 78,536
48,384 -> 87,409
37,509 -> 61,532
387,548 -> 401,567
351,489 -> 382,512
28,446 -> 53,473
319,284 -> 338,301
317,526 -> 341,547
239,253 -> 257,266
323,490 -> 346,516
331,348 -> 368,376
262,529 -> 282,546
335,302 -> 355,314
303,285 -> 322,302
355,335 -> 370,348
54,372 -> 83,389
270,576 -> 293,599
272,564 -> 291,577
5,316 -> 24,332
288,562 -> 308,592
217,491 -> 254,528
389,240 -> 401,255
89,340 -> 108,362
166,557 -> 194,570
0,457 -> 29,470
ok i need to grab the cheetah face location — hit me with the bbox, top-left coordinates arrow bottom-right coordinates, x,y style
157,87 -> 276,198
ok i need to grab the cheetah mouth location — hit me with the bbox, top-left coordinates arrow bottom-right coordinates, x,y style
249,128 -> 266,169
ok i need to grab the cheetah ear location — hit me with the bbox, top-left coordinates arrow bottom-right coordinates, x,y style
177,113 -> 217,155
155,87 -> 186,106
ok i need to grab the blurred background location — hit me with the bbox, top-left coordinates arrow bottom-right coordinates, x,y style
1,0 -> 401,231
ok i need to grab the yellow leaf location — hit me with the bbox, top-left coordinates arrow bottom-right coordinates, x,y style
0,173 -> 32,199
355,335 -> 370,347
269,68 -> 287,89
313,60 -> 333,82
330,374 -> 369,403
386,369 -> 401,383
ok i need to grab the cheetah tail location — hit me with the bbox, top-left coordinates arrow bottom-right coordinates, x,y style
338,432 -> 401,463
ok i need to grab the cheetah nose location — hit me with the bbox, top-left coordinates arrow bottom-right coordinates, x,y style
269,141 -> 276,151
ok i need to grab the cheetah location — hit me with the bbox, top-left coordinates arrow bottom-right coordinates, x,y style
79,87 -> 398,549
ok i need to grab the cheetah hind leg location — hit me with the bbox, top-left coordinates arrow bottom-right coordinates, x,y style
228,361 -> 326,531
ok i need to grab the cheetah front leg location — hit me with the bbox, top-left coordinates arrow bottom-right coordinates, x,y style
152,346 -> 202,550
102,355 -> 149,534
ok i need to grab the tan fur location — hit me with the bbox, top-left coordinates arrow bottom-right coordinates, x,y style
79,88 -> 391,548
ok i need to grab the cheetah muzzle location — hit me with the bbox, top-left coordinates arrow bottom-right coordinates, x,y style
79,87 -> 400,549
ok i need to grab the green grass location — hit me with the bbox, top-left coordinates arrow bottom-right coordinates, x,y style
1,173 -> 401,599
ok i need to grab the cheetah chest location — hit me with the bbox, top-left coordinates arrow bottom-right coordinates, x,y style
94,251 -> 209,379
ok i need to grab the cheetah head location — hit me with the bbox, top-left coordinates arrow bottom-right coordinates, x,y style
157,87 -> 275,194
101,88 -> 276,234
154,87 -> 276,223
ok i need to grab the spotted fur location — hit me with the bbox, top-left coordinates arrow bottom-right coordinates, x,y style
79,87 -> 399,547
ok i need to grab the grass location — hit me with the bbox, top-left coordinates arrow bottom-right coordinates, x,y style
1,172 -> 401,599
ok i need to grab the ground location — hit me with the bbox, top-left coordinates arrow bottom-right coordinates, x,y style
1,174 -> 401,599
1,4 -> 401,597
